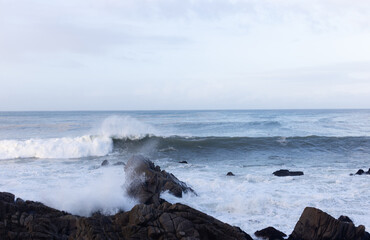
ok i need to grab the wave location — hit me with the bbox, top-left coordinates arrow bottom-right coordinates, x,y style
0,136 -> 113,159
1,134 -> 369,160
112,135 -> 370,154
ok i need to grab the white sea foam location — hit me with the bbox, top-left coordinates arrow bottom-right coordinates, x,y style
160,161 -> 370,238
0,136 -> 113,159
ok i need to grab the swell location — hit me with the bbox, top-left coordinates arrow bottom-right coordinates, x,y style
112,135 -> 370,153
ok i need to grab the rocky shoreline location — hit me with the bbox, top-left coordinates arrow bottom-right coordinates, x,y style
1,155 -> 369,240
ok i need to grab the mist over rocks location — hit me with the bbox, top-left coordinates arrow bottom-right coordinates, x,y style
0,156 -> 253,240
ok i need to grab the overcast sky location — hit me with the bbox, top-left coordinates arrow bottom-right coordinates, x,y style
0,0 -> 370,110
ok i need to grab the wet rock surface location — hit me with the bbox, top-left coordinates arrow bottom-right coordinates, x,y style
288,207 -> 370,240
255,226 -> 286,240
125,155 -> 196,205
0,192 -> 252,240
273,169 -> 304,177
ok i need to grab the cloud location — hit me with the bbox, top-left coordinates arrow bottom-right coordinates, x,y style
0,0 -> 370,110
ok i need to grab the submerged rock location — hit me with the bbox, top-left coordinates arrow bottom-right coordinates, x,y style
179,161 -> 188,164
273,169 -> 304,177
113,161 -> 125,166
226,172 -> 235,176
255,226 -> 287,240
101,159 -> 109,166
352,168 -> 370,175
288,207 -> 370,240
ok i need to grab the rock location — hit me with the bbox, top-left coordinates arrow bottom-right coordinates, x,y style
226,172 -> 235,176
352,168 -> 370,175
273,169 -> 304,177
179,161 -> 188,164
338,215 -> 353,223
113,161 -> 125,166
288,207 -> 370,240
0,192 -> 252,240
255,226 -> 287,240
124,155 -> 196,205
101,160 -> 109,166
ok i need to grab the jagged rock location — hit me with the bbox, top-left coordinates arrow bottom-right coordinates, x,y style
226,172 -> 235,176
101,160 -> 109,166
273,169 -> 304,177
0,192 -> 252,240
255,226 -> 287,240
288,207 -> 370,240
179,161 -> 188,164
0,156 -> 254,239
339,215 -> 353,223
124,155 -> 196,205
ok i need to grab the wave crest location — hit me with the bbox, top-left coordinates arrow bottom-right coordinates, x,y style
0,136 -> 113,159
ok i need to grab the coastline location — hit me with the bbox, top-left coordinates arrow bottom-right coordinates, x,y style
1,156 -> 369,240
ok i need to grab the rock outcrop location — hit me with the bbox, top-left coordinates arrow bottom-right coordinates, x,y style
288,207 -> 370,240
0,192 -> 252,240
124,155 -> 196,205
1,156 -> 252,239
273,169 -> 304,177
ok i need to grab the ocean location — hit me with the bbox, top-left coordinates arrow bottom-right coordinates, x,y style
0,110 -> 369,237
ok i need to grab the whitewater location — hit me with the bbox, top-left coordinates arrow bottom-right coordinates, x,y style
0,110 -> 369,237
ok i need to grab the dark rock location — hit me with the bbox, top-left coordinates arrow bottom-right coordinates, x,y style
101,160 -> 109,166
273,169 -> 304,177
179,161 -> 188,164
113,161 -> 125,166
338,215 -> 353,223
255,226 -> 287,240
124,155 -> 196,205
288,207 -> 369,240
356,169 -> 365,175
0,194 -> 252,240
226,172 -> 235,176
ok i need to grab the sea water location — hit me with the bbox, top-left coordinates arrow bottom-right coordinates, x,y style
0,110 -> 369,237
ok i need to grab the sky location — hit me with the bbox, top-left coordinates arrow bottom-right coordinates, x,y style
0,0 -> 370,110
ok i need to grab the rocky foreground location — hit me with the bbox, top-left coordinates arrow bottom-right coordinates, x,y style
1,155 -> 369,240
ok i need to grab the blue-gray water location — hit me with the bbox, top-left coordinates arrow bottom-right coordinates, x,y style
0,110 -> 369,237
